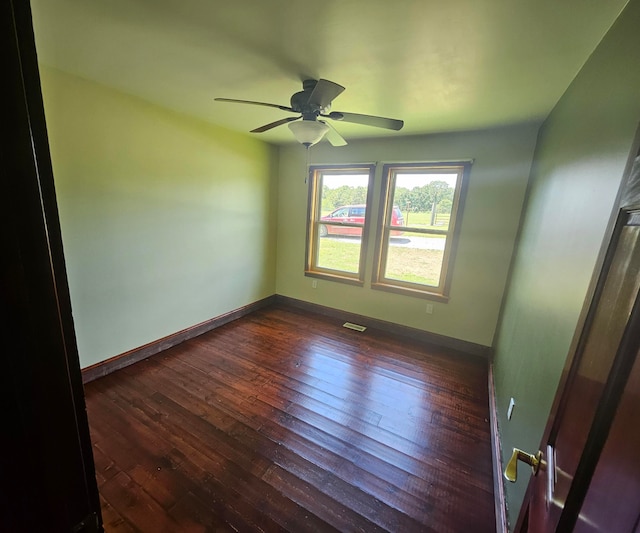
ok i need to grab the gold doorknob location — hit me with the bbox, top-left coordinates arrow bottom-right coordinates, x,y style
504,448 -> 543,483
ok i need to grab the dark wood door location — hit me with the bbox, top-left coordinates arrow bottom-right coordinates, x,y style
1,1 -> 102,531
574,340 -> 640,531
515,149 -> 640,532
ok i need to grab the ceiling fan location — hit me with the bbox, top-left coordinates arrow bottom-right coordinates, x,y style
215,79 -> 404,147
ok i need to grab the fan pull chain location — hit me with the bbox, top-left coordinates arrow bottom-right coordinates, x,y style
305,146 -> 310,184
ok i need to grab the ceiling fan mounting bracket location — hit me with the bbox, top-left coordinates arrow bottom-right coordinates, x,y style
302,79 -> 318,92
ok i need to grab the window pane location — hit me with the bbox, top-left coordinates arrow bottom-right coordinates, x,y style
373,162 -> 469,299
392,173 -> 458,231
316,234 -> 362,273
320,174 -> 370,216
383,231 -> 446,287
306,166 -> 374,284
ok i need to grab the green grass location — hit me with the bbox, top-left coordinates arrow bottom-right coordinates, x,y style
385,246 -> 443,286
316,238 -> 442,285
316,238 -> 361,273
403,211 -> 450,231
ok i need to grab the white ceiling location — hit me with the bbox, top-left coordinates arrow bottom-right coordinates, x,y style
30,0 -> 629,145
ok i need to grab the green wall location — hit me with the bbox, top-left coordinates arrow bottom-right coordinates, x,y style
39,67 -> 278,368
276,124 -> 539,347
493,0 -> 640,526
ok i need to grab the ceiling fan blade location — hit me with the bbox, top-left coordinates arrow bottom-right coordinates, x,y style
306,79 -> 345,108
325,111 -> 404,131
319,120 -> 347,146
215,97 -> 295,113
250,116 -> 301,133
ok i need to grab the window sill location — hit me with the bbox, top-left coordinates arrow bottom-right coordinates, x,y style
305,271 -> 365,287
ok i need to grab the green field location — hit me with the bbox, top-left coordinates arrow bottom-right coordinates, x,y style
317,238 -> 443,285
402,211 -> 450,230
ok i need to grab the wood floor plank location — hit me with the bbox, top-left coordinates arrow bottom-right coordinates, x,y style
149,385 -> 429,531
167,491 -> 236,533
99,471 -> 182,532
99,496 -> 137,533
158,345 -> 485,485
153,353 -> 439,486
98,372 -> 337,532
85,303 -> 495,532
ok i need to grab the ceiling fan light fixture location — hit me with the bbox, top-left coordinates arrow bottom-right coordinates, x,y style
288,120 -> 329,147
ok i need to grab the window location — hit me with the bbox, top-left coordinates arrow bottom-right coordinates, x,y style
305,164 -> 375,284
372,162 -> 470,301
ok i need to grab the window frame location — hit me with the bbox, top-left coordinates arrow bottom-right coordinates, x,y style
371,161 -> 471,302
305,164 -> 376,285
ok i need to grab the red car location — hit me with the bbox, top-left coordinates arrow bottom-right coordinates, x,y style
319,204 -> 404,237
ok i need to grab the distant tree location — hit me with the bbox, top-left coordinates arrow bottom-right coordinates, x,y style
438,198 -> 453,214
350,186 -> 368,205
320,180 -> 453,217
428,181 -> 454,224
430,181 -> 453,203
410,185 -> 431,212
394,187 -> 410,211
322,185 -> 368,211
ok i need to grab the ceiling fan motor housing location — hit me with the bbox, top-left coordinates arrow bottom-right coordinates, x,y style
290,80 -> 330,117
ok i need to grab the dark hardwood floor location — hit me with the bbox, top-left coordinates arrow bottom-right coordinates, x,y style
84,303 -> 495,532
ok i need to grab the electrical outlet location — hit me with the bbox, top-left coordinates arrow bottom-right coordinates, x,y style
507,397 -> 516,420
312,280 -> 317,289
425,303 -> 434,314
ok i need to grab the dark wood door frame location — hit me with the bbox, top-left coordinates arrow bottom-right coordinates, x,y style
1,1 -> 102,531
